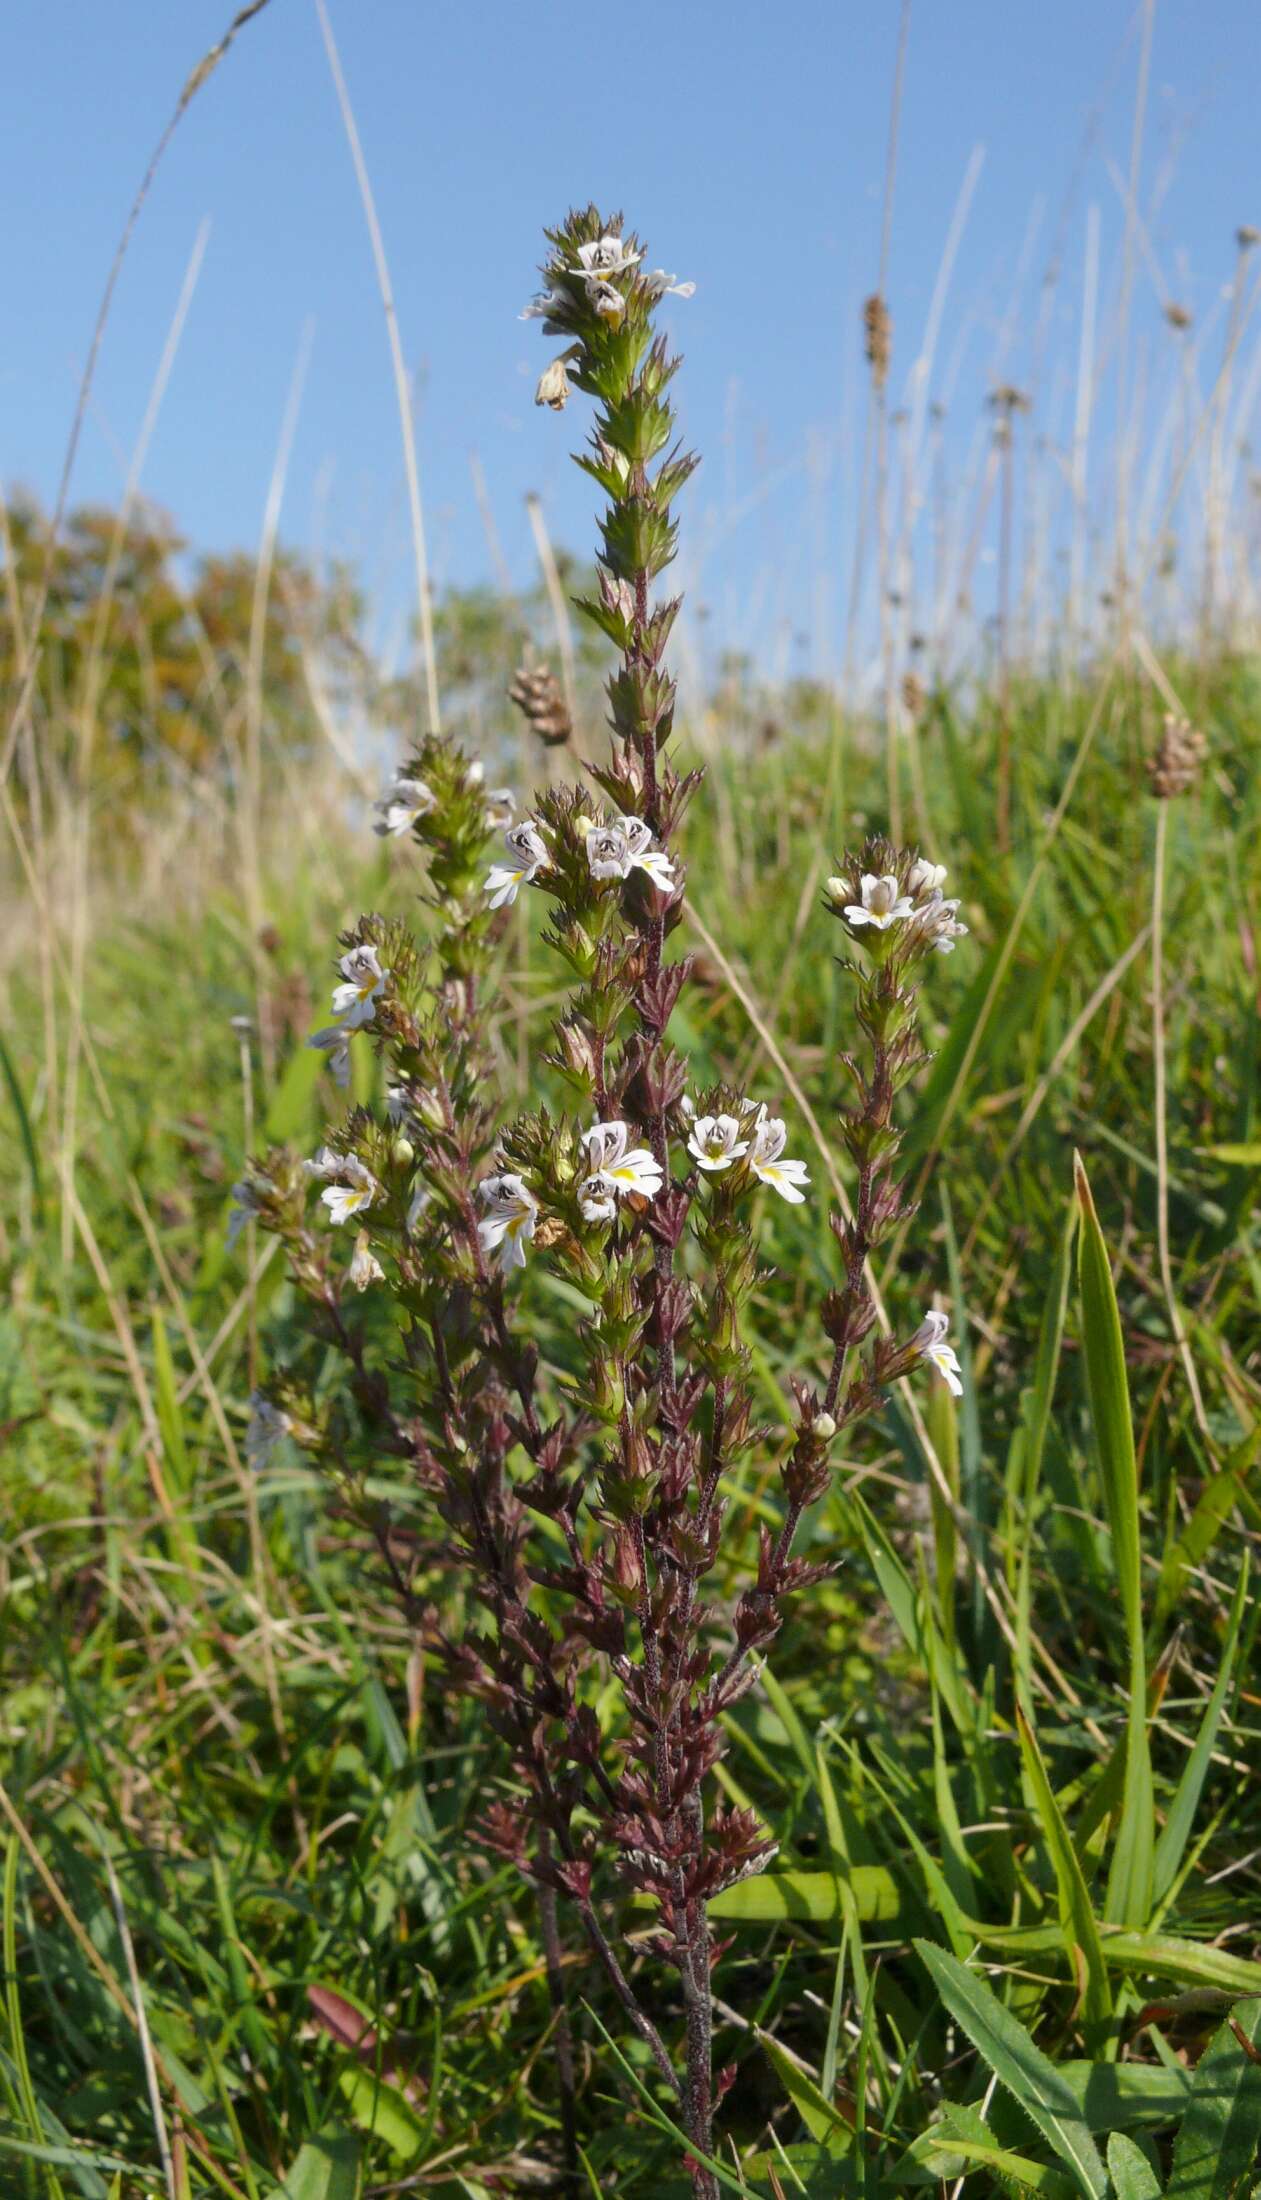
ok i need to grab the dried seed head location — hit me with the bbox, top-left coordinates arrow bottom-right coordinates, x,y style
1238,224 -> 1260,251
1147,713 -> 1208,800
1165,301 -> 1192,332
901,670 -> 926,720
508,659 -> 572,748
862,293 -> 891,387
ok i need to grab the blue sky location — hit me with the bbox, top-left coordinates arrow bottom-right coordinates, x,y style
4,1 -> 1259,679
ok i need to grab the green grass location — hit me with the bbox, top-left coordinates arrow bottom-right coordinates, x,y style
2,657 -> 1259,2195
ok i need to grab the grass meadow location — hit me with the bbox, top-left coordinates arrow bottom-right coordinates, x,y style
3,18 -> 1261,2198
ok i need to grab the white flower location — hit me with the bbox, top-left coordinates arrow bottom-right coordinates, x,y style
913,1309 -> 964,1397
844,874 -> 915,931
521,284 -> 568,321
374,774 -> 435,838
303,1145 -> 341,1180
308,1025 -> 351,1087
227,1179 -> 261,1248
687,1114 -> 750,1173
478,1172 -> 538,1271
385,1086 -> 407,1124
246,1392 -> 290,1470
331,944 -> 389,1030
586,824 -> 631,880
619,815 -> 677,890
585,816 -> 676,892
485,820 -> 549,908
348,1232 -> 384,1291
748,1113 -> 810,1204
483,785 -> 515,832
320,1156 -> 378,1227
907,858 -> 948,899
643,268 -> 696,301
910,891 -> 969,955
575,234 -> 642,279
406,1179 -> 432,1232
578,1174 -> 619,1223
585,277 -> 626,325
581,1119 -> 665,1202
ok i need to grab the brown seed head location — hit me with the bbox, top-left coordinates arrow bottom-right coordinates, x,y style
508,659 -> 572,748
1147,713 -> 1208,800
863,293 -> 891,387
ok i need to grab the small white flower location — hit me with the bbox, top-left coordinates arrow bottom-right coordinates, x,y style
246,1392 -> 290,1470
478,1172 -> 538,1271
484,820 -> 549,909
331,944 -> 389,1030
578,1173 -> 619,1223
643,268 -> 696,301
385,1086 -> 407,1124
320,1156 -> 378,1227
913,1309 -> 964,1397
575,234 -> 642,279
910,891 -> 969,955
585,816 -> 675,891
521,284 -> 569,321
748,1113 -> 810,1204
374,774 -> 435,838
348,1232 -> 385,1291
308,1025 -> 351,1087
585,277 -> 626,324
227,1179 -> 261,1248
581,1119 -> 665,1202
406,1178 -> 432,1232
907,858 -> 948,900
618,815 -> 677,891
303,1145 -> 341,1180
679,1094 -> 696,1121
844,874 -> 915,931
687,1114 -> 750,1173
586,824 -> 632,880
483,785 -> 515,832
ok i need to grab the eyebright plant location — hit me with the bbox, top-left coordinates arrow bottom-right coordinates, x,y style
237,206 -> 968,2189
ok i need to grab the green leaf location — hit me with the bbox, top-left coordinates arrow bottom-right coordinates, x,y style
1154,1433 -> 1259,1630
913,1941 -> 1108,2199
337,2066 -> 425,2162
708,1864 -> 905,1926
1058,2060 -> 1190,2130
150,1308 -> 190,1492
1074,1153 -> 1153,1928
0,1027 -> 43,1220
1106,2133 -> 1163,2200
1016,1703 -> 1112,2038
897,2106 -> 1076,2197
757,2027 -> 850,2142
1165,1998 -> 1261,2200
267,2134 -> 363,2200
1152,1555 -> 1250,1907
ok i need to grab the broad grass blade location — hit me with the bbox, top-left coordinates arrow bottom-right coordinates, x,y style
913,1940 -> 1108,2199
1015,1704 -> 1112,2041
1165,1996 -> 1261,2200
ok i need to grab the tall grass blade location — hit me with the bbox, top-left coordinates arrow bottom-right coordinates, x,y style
1152,1555 -> 1250,1907
1015,1705 -> 1112,2042
1073,1153 -> 1153,1928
